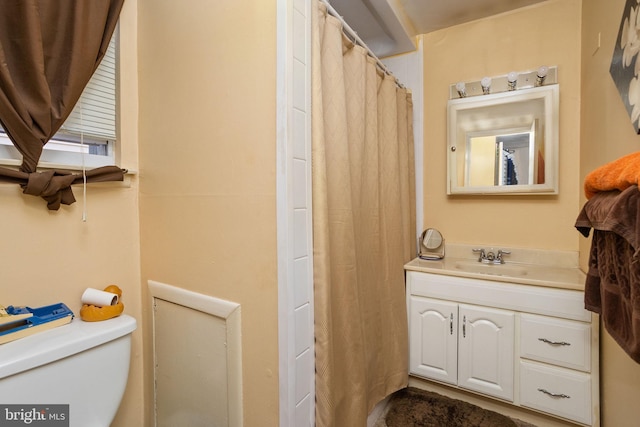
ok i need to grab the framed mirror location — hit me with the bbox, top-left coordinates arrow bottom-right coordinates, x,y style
447,85 -> 559,195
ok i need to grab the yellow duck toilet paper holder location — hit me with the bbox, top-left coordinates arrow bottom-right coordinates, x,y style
80,285 -> 124,322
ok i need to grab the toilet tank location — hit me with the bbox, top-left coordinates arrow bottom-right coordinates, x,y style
0,314 -> 137,427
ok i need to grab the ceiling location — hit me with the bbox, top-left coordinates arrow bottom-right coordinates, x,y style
329,0 -> 548,57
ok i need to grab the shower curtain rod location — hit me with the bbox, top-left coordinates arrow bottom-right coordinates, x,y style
320,0 -> 405,89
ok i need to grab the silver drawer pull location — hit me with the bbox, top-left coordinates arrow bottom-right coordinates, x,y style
538,338 -> 571,346
538,388 -> 571,399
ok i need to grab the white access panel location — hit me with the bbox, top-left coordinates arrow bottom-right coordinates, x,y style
154,299 -> 228,426
150,280 -> 242,427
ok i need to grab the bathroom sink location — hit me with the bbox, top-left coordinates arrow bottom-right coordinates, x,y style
453,260 -> 528,277
407,251 -> 587,289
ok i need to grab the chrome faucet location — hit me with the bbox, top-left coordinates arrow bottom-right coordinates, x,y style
472,248 -> 511,264
495,249 -> 511,264
472,248 -> 486,262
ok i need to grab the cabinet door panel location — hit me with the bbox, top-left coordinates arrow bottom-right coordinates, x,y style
458,304 -> 514,401
409,296 -> 458,385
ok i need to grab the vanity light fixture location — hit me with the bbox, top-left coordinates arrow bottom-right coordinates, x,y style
448,66 -> 557,99
507,71 -> 518,91
536,66 -> 549,86
481,77 -> 491,94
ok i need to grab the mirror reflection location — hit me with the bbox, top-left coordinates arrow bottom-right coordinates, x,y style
466,123 -> 540,187
448,85 -> 558,195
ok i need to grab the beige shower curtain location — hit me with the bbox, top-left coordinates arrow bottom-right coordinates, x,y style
311,2 -> 416,425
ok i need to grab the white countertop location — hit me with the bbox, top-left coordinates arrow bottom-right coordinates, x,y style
405,256 -> 586,291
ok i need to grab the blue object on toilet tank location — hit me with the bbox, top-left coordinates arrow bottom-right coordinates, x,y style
1,303 -> 74,341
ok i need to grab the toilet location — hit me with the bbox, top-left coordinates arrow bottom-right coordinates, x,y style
0,314 -> 136,427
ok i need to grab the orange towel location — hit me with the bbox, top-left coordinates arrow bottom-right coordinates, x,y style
584,152 -> 640,199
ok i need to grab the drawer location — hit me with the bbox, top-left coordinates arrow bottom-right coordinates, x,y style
520,313 -> 591,371
520,360 -> 592,425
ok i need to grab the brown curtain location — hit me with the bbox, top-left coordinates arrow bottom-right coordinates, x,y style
0,0 -> 126,210
312,1 -> 416,425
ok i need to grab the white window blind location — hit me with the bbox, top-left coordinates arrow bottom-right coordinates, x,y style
57,34 -> 117,143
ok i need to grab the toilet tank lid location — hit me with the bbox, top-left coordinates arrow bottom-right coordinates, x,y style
0,314 -> 136,380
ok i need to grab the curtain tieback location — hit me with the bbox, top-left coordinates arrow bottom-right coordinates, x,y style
9,166 -> 125,210
23,170 -> 78,210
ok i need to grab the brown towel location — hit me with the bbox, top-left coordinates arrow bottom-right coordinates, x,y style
584,151 -> 640,199
575,185 -> 640,363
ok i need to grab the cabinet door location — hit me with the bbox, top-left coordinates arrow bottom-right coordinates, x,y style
458,304 -> 515,401
409,296 -> 458,385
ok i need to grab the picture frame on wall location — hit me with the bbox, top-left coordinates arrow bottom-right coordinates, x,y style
610,0 -> 640,134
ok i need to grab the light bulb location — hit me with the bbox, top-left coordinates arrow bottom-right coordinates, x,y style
537,66 -> 549,78
481,77 -> 491,94
536,66 -> 549,86
507,71 -> 518,91
455,82 -> 466,98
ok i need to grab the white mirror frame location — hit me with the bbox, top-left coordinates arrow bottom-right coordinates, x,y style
447,85 -> 559,195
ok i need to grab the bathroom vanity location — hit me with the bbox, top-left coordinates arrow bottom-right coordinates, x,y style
405,246 -> 599,426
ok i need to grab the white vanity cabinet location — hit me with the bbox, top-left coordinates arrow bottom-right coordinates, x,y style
409,296 -> 515,401
406,269 -> 599,426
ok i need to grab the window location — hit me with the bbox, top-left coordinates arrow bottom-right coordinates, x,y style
0,31 -> 118,169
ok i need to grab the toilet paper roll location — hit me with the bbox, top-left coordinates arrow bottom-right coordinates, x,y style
81,288 -> 119,307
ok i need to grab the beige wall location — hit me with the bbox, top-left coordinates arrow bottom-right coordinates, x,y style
137,0 -> 279,425
422,0 -> 582,251
0,0 -> 144,425
581,0 -> 640,425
